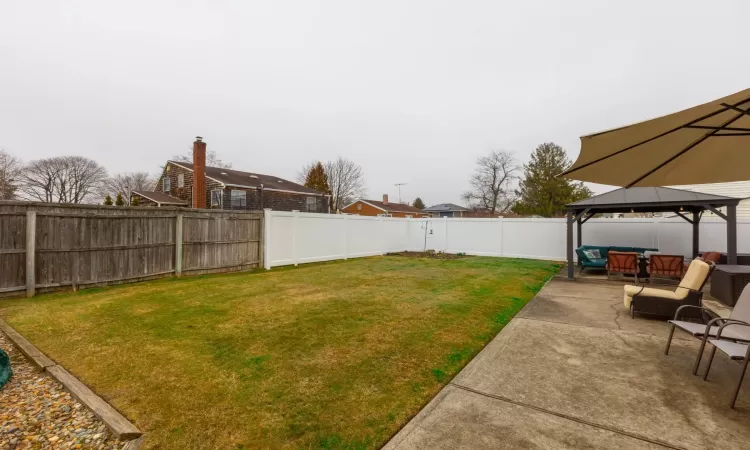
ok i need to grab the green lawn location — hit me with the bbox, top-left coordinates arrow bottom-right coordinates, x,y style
0,256 -> 560,449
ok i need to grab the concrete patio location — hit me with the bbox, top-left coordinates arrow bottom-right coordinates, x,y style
384,277 -> 750,449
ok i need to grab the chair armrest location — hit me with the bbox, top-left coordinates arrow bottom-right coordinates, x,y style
716,320 -> 750,338
674,304 -> 718,321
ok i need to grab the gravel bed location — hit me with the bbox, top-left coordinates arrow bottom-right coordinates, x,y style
0,331 -> 123,449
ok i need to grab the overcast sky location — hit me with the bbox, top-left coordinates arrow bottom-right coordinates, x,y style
2,0 -> 749,205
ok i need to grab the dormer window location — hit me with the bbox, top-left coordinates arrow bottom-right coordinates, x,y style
163,177 -> 171,192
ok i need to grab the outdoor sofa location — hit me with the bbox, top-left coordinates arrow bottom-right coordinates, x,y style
624,259 -> 712,319
576,245 -> 658,274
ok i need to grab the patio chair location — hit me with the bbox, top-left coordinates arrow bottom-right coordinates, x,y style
607,251 -> 639,283
649,254 -> 685,283
624,259 -> 713,319
664,283 -> 750,375
702,323 -> 750,408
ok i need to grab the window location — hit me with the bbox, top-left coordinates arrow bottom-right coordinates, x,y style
177,174 -> 184,188
306,197 -> 316,212
231,190 -> 246,209
210,189 -> 223,208
163,177 -> 171,192
357,203 -> 362,211
377,213 -> 393,217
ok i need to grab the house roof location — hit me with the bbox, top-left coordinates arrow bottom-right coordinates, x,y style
424,203 -> 469,212
352,199 -> 427,214
167,161 -> 327,196
132,190 -> 188,205
566,186 -> 741,213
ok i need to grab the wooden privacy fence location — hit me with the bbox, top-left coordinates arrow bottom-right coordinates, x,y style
0,202 -> 263,297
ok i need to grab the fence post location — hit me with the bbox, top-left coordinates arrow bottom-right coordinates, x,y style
263,208 -> 272,270
498,217 -> 504,257
292,210 -> 299,266
380,216 -> 385,255
174,214 -> 183,277
26,210 -> 36,298
444,216 -> 449,252
343,214 -> 349,260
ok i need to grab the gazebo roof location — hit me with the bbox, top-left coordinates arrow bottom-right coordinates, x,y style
566,187 -> 741,213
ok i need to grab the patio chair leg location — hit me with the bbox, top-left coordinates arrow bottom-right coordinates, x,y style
731,354 -> 750,408
664,324 -> 676,355
703,346 -> 718,381
693,334 -> 711,376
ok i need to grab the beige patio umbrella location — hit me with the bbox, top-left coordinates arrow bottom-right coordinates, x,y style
561,88 -> 750,187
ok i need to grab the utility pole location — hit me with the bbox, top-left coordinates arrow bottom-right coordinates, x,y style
394,183 -> 407,204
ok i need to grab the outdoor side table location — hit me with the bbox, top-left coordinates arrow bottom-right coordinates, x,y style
710,265 -> 750,307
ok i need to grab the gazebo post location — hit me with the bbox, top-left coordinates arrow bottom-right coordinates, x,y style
692,211 -> 700,259
727,204 -> 738,264
576,215 -> 582,247
567,209 -> 574,279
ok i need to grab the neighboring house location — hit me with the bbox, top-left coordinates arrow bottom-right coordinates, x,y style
670,181 -> 750,218
131,137 -> 330,212
424,203 -> 469,218
342,195 -> 430,218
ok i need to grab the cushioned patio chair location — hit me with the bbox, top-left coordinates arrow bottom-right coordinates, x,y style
664,283 -> 750,376
649,254 -> 685,283
607,251 -> 639,282
624,259 -> 713,319
701,251 -> 722,264
702,321 -> 750,408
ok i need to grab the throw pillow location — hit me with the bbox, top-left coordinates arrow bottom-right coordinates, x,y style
582,250 -> 595,260
589,249 -> 602,259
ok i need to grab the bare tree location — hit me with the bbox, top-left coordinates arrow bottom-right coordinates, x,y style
0,149 -> 23,200
20,156 -> 107,204
325,157 -> 366,211
462,150 -> 519,214
172,148 -> 232,168
19,158 -> 60,202
103,172 -> 156,205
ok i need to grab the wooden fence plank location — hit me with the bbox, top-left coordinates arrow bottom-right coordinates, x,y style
26,211 -> 36,297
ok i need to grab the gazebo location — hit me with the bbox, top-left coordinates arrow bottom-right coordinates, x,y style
565,187 -> 741,279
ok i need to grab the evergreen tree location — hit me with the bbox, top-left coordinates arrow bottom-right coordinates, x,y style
115,193 -> 125,206
130,195 -> 141,206
412,197 -> 426,209
103,195 -> 113,206
304,162 -> 332,196
513,142 -> 593,217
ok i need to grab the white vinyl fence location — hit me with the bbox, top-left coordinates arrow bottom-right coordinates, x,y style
263,210 -> 750,269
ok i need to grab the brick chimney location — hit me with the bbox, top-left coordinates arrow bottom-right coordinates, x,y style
192,136 -> 206,208
382,194 -> 389,205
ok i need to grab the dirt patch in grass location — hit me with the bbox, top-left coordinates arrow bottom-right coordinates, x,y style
0,256 -> 561,449
387,251 -> 468,260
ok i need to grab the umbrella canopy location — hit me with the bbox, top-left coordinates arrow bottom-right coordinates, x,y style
562,88 -> 750,187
